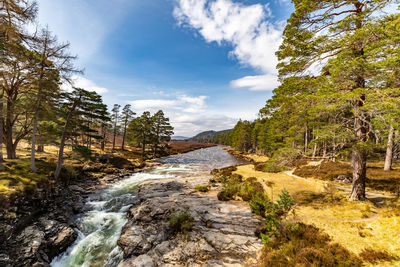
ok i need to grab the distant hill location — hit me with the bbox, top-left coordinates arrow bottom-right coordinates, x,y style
171,136 -> 190,141
189,129 -> 232,143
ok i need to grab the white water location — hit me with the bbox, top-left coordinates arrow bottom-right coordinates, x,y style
51,147 -> 247,267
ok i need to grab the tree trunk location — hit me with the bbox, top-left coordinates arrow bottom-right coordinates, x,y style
384,124 -> 394,171
304,124 -> 308,154
312,143 -> 317,158
55,99 -> 79,180
31,86 -> 43,173
54,130 -> 67,181
0,93 -> 5,171
349,148 -> 366,200
5,98 -> 16,159
37,145 -> 44,152
112,126 -> 117,150
121,124 -> 127,150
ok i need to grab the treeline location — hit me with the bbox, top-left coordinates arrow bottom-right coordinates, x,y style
218,1 -> 400,200
0,0 -> 173,180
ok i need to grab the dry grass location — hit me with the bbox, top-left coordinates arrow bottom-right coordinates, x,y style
233,164 -> 325,200
233,162 -> 400,266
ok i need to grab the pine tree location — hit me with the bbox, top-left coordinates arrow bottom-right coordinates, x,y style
111,104 -> 121,151
151,110 -> 173,157
121,104 -> 135,150
277,0 -> 395,200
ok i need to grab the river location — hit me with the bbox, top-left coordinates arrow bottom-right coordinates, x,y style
51,146 -> 247,267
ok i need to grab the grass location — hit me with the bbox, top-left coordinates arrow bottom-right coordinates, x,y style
233,164 -> 325,200
229,161 -> 400,266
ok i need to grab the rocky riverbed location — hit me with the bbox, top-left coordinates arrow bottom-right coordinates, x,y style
118,167 -> 263,266
0,167 -> 140,267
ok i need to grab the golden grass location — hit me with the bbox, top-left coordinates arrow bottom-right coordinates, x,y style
233,164 -> 325,200
233,162 -> 400,266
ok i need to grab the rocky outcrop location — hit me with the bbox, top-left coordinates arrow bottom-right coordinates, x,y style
118,174 -> 263,266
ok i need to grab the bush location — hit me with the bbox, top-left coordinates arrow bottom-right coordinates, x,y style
260,223 -> 363,267
238,177 -> 264,201
194,185 -> 209,192
250,192 -> 272,216
169,211 -> 194,234
359,248 -> 398,264
262,160 -> 288,173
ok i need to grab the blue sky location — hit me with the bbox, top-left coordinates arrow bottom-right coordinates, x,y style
37,0 -> 293,136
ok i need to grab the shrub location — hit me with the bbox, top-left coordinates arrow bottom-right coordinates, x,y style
169,211 -> 194,234
238,177 -> 264,201
250,192 -> 272,216
359,248 -> 398,264
260,223 -> 363,267
194,185 -> 209,192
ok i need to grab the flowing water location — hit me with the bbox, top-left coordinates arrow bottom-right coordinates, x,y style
51,146 -> 247,267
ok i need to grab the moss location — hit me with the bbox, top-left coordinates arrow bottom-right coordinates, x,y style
0,158 -> 80,197
194,185 -> 209,192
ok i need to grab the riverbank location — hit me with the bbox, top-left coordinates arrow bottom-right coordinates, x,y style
220,151 -> 400,266
0,142 -> 215,267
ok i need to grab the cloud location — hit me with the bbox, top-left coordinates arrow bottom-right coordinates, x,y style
231,74 -> 278,91
61,75 -> 109,94
128,94 -> 239,136
171,113 -> 237,136
130,95 -> 208,114
174,0 -> 283,91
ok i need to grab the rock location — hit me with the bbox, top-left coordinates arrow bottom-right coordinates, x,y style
120,254 -> 155,267
336,174 -> 352,184
69,185 -> 86,193
48,226 -> 76,255
118,178 -> 263,266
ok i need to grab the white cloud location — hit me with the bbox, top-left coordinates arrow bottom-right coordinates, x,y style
130,95 -> 208,114
174,0 -> 283,91
231,74 -> 278,91
171,113 -> 237,136
128,95 -> 239,136
61,75 -> 109,94
130,99 -> 178,110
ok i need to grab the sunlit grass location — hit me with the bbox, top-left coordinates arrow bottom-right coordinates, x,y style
233,162 -> 400,266
233,164 -> 325,200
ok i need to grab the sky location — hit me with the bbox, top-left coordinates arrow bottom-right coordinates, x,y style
36,0 -> 293,137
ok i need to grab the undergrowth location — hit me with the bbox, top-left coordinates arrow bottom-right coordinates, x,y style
169,211 -> 194,234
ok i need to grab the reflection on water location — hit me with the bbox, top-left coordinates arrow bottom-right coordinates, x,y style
51,146 -> 246,267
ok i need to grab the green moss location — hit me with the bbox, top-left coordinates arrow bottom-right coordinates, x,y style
194,185 -> 209,192
0,158 -> 79,196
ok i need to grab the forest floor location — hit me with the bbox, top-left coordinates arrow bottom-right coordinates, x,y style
232,155 -> 400,267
